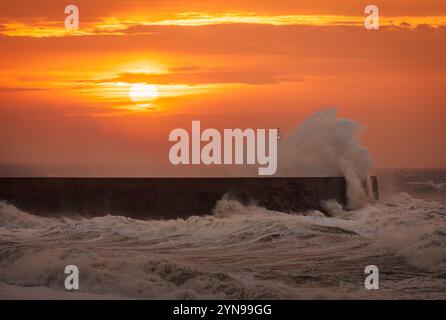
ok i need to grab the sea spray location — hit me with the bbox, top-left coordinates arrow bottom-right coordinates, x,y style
278,109 -> 373,209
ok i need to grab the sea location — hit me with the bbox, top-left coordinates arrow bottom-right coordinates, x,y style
0,169 -> 445,299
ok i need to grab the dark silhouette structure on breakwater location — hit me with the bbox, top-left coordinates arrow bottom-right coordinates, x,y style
0,177 -> 378,219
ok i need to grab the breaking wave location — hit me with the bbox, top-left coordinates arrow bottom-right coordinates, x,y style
1,190 -> 445,299
278,109 -> 373,209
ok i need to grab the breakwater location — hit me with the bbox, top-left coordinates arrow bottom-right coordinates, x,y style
0,177 -> 378,219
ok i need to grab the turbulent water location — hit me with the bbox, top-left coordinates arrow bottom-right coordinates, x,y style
0,109 -> 444,299
0,169 -> 445,299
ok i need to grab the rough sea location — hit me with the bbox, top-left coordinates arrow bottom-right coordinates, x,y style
0,169 -> 445,299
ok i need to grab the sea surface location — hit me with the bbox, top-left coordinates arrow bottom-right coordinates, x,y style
0,169 -> 445,299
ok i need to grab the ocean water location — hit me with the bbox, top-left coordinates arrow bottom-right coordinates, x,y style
0,169 -> 445,299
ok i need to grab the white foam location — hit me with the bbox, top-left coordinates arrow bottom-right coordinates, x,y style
0,194 -> 445,298
278,109 -> 373,209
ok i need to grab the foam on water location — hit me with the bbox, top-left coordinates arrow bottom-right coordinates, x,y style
0,190 -> 445,299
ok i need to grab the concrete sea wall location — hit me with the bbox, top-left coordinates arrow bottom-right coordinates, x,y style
0,177 -> 378,219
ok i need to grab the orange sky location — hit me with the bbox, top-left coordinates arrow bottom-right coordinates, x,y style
0,0 -> 445,176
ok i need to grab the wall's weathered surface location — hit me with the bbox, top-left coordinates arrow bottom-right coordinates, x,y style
0,177 -> 378,219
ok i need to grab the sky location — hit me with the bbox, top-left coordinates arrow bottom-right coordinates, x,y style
0,0 -> 445,176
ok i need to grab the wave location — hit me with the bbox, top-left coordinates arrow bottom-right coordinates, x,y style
1,192 -> 445,275
406,180 -> 446,192
1,200 -> 348,299
278,109 -> 373,209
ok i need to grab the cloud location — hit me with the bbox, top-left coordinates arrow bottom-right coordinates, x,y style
1,10 -> 446,38
99,70 -> 305,85
0,87 -> 47,92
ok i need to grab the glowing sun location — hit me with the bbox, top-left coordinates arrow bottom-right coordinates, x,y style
128,83 -> 159,105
